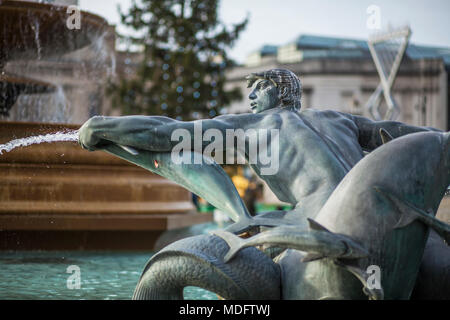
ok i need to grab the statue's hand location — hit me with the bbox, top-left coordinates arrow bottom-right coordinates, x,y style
78,116 -> 105,151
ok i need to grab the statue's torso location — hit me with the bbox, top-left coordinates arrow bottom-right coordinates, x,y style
243,108 -> 365,217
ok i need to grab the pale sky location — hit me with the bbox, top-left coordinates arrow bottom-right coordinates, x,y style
79,0 -> 450,64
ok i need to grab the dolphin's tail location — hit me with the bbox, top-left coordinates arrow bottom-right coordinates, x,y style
224,216 -> 294,234
215,219 -> 369,264
224,211 -> 296,235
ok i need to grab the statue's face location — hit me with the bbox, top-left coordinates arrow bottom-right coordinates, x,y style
248,79 -> 279,113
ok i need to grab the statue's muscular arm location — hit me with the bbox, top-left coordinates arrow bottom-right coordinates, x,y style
347,114 -> 443,151
78,113 -> 260,152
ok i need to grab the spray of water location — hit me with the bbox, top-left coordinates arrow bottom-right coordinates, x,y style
0,130 -> 79,155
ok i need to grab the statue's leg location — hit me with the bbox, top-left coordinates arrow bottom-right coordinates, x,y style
132,234 -> 280,300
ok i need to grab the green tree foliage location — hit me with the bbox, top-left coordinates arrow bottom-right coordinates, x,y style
110,0 -> 248,120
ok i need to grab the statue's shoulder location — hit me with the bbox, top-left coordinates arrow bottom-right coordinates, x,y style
300,108 -> 355,121
298,109 -> 360,132
213,112 -> 269,128
298,108 -> 334,118
214,112 -> 260,122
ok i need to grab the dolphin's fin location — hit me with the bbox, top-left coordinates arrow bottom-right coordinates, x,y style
334,260 -> 384,300
374,186 -> 424,229
307,218 -> 331,233
210,229 -> 247,263
393,210 -> 419,229
224,215 -> 295,235
409,209 -> 450,246
375,187 -> 450,245
379,128 -> 394,144
301,252 -> 326,263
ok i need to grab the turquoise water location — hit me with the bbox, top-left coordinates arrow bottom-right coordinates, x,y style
0,222 -> 225,300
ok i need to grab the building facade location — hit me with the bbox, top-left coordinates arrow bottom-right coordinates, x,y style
226,34 -> 450,131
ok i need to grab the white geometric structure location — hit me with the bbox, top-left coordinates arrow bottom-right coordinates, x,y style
366,26 -> 411,120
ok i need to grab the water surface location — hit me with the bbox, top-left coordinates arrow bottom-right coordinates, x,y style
0,222 -> 225,300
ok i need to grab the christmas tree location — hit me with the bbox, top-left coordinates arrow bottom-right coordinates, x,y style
110,0 -> 248,120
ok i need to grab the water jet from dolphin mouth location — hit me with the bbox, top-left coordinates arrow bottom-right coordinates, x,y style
0,130 -> 79,155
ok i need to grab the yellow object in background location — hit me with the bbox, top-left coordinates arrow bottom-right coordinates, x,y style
231,174 -> 249,198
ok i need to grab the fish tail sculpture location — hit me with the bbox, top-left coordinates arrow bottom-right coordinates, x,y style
132,234 -> 281,300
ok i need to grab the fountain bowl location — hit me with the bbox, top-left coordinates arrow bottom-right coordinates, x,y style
0,74 -> 55,116
0,0 -> 109,66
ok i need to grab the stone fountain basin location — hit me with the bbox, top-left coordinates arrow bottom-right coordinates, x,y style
0,122 -> 211,250
0,0 -> 109,65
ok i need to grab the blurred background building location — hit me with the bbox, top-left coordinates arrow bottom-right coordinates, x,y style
226,34 -> 450,131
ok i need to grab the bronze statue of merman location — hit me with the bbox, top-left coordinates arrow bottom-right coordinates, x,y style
79,68 -> 450,300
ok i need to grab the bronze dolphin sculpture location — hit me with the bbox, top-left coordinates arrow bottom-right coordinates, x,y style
102,143 -> 289,232
277,131 -> 450,300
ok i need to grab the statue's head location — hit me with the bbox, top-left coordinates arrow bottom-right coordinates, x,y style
246,68 -> 302,113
